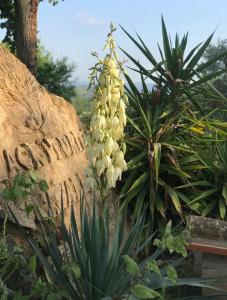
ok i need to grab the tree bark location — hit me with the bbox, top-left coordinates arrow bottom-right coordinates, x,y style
14,0 -> 39,75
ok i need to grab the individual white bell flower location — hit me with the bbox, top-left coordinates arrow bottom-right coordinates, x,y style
118,111 -> 126,126
114,150 -> 127,170
105,136 -> 114,155
114,166 -> 122,181
111,141 -> 119,156
96,159 -> 106,176
93,142 -> 103,158
100,90 -> 108,104
122,142 -> 126,155
119,100 -> 126,114
110,116 -> 119,127
93,128 -> 105,142
96,115 -> 106,129
89,155 -> 97,167
115,150 -> 124,163
102,155 -> 112,168
112,126 -> 124,140
106,164 -> 116,188
85,176 -> 97,190
107,91 -> 112,102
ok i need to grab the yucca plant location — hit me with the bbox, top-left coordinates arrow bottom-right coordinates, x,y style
119,17 -> 227,229
27,201 -> 146,300
8,198 -> 225,300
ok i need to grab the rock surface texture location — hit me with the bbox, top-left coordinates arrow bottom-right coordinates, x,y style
0,47 -> 88,229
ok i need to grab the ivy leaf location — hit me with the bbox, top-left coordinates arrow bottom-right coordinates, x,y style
173,236 -> 187,257
122,255 -> 139,275
39,180 -> 49,192
21,175 -> 33,188
146,260 -> 161,276
133,285 -> 161,299
14,174 -> 24,185
2,188 -> 16,201
166,265 -> 178,283
13,185 -> 29,199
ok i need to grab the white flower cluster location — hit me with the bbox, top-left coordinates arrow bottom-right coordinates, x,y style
85,54 -> 127,191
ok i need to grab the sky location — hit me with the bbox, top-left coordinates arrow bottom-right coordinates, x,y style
1,0 -> 227,83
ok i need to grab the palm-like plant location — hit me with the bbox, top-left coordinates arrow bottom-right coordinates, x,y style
119,17 -> 227,229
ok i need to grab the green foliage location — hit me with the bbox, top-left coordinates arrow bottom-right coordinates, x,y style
0,2 -> 75,102
133,285 -> 161,299
37,45 -> 76,102
1,178 -> 226,298
73,85 -> 94,124
0,216 -> 35,298
197,140 -> 227,219
202,39 -> 227,98
120,17 -> 227,230
24,202 -> 146,299
11,199 -> 223,299
2,171 -> 48,202
0,0 -> 15,52
122,255 -> 140,275
153,221 -> 189,257
0,0 -> 64,52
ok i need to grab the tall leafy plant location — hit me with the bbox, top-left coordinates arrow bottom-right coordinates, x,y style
120,17 -> 227,229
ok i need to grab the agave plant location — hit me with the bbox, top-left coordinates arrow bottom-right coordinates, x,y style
119,17 -> 227,229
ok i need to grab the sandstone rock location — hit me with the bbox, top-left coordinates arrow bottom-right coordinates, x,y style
0,47 -> 88,229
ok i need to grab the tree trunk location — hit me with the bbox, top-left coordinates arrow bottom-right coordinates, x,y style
14,0 -> 39,75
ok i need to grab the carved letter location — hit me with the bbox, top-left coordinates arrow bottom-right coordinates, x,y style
3,149 -> 20,176
15,144 -> 35,170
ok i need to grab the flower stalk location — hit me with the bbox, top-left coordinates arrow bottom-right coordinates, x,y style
85,24 -> 127,197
